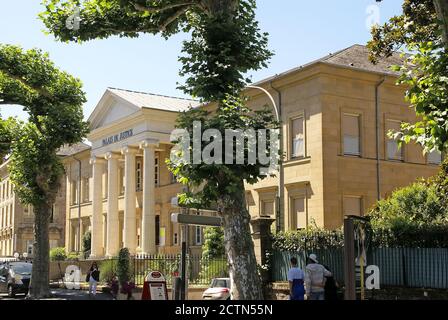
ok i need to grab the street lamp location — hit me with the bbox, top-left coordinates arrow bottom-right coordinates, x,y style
13,252 -> 19,260
23,252 -> 28,261
246,85 -> 284,233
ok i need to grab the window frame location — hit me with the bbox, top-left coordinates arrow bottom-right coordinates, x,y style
289,115 -> 306,160
342,113 -> 361,157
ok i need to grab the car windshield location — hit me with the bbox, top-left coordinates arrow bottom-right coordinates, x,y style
10,263 -> 32,275
211,279 -> 229,288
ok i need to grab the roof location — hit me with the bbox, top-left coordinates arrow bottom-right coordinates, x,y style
57,142 -> 91,157
253,44 -> 404,86
107,87 -> 200,112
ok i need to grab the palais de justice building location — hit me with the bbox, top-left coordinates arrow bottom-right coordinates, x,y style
1,45 -> 442,259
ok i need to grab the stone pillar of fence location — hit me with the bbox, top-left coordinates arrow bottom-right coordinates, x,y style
250,216 -> 275,272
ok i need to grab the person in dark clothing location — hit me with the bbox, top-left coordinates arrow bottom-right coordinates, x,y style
323,265 -> 339,300
87,262 -> 100,296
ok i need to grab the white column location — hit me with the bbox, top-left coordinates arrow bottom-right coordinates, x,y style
105,152 -> 120,257
89,157 -> 105,258
121,146 -> 138,254
140,140 -> 158,255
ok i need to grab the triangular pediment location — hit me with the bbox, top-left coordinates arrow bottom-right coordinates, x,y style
88,89 -> 141,130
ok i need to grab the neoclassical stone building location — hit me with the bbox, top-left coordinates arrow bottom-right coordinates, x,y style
2,44 -> 442,260
62,88 -> 202,258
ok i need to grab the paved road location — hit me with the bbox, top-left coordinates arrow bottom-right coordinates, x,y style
0,288 -> 114,300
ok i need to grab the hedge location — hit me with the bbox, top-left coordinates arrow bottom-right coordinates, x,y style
272,225 -> 448,252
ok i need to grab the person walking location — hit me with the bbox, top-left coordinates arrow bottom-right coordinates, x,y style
87,262 -> 100,297
304,254 -> 331,300
287,257 -> 305,301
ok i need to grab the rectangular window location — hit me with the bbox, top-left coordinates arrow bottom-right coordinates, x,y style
195,226 -> 202,246
343,114 -> 361,156
26,240 -> 33,255
71,180 -> 78,205
136,160 -> 142,191
293,197 -> 306,230
428,149 -> 443,165
387,120 -> 404,161
291,117 -> 305,159
155,157 -> 160,186
155,215 -> 160,246
344,196 -> 362,216
83,177 -> 90,203
173,232 -> 178,246
119,167 -> 125,195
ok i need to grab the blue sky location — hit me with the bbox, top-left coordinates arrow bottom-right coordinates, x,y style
0,0 -> 403,120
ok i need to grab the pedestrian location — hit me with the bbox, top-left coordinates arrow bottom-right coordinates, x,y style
110,275 -> 119,300
87,262 -> 100,297
304,254 -> 331,300
323,265 -> 339,301
287,257 -> 305,300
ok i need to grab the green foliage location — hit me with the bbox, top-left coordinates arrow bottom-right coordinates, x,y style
392,42 -> 448,152
430,158 -> 448,206
66,252 -> 80,261
49,247 -> 67,261
100,260 -> 117,284
368,1 -> 448,153
82,231 -> 91,253
201,227 -> 225,259
367,0 -> 439,63
197,258 -> 228,284
40,0 -> 272,102
0,44 -> 89,206
167,95 -> 279,208
117,248 -> 132,284
368,182 -> 447,229
272,228 -> 344,252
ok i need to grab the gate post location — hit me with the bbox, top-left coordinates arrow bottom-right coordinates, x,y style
344,217 -> 356,300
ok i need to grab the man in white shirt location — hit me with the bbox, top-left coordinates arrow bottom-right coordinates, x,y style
305,253 -> 332,300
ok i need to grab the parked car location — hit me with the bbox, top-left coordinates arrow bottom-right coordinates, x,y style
0,262 -> 32,297
202,278 -> 231,300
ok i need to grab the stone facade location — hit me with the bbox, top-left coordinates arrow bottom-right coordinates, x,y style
0,160 -> 65,258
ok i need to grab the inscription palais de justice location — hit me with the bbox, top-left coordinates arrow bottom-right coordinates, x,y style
102,129 -> 134,146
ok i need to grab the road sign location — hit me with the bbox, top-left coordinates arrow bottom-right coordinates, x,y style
171,213 -> 222,227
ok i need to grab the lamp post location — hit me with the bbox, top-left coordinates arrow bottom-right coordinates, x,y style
246,85 -> 284,232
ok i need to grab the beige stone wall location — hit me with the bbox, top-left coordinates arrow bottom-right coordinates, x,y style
244,70 -> 325,231
320,66 -> 439,229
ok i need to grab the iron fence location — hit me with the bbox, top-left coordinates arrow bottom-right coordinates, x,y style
108,254 -> 230,287
272,247 -> 448,289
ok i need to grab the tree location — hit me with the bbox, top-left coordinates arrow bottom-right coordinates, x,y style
41,0 -> 274,299
202,227 -> 225,259
368,0 -> 448,153
0,44 -> 89,298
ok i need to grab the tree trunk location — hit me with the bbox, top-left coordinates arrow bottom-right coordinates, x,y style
434,0 -> 448,48
219,181 -> 263,300
28,203 -> 51,299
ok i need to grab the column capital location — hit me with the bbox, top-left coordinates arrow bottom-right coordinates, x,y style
121,146 -> 139,155
90,156 -> 106,165
139,139 -> 159,150
105,151 -> 121,160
